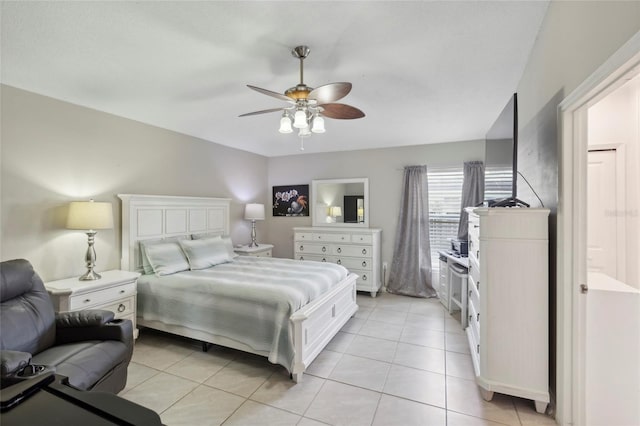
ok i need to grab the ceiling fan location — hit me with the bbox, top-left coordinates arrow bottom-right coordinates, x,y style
239,45 -> 365,148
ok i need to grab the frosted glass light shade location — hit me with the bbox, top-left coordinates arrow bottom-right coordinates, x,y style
293,110 -> 308,129
66,200 -> 114,230
279,115 -> 292,133
244,203 -> 265,221
311,115 -> 325,133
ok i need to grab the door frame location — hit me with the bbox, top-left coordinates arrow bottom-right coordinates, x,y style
557,31 -> 640,426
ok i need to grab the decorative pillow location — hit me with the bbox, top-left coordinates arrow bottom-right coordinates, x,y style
144,242 -> 190,276
192,233 -> 238,259
179,237 -> 232,270
140,236 -> 190,274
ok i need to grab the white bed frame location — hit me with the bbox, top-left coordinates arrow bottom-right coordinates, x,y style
118,194 -> 358,382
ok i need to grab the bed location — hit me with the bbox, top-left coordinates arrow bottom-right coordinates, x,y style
118,194 -> 358,382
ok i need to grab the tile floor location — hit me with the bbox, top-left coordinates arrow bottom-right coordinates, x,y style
120,291 -> 557,426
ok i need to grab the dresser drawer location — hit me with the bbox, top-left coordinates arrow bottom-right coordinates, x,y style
68,282 -> 136,311
295,232 -> 314,241
468,275 -> 480,310
351,234 -> 373,244
313,233 -> 351,243
296,243 -> 331,255
468,301 -> 480,344
468,255 -> 480,290
101,296 -> 135,319
337,257 -> 372,271
295,254 -> 327,263
332,245 -> 372,258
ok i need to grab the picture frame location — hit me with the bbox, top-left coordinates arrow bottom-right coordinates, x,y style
272,184 -> 309,217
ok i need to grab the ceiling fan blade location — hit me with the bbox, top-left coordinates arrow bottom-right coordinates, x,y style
247,85 -> 293,102
319,103 -> 365,119
239,107 -> 285,117
308,82 -> 352,103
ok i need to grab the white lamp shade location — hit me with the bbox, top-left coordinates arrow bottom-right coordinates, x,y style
244,203 -> 265,221
293,110 -> 308,129
66,200 -> 114,230
330,206 -> 342,217
311,115 -> 325,133
279,115 -> 293,133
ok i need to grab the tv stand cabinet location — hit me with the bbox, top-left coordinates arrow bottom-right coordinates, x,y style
465,207 -> 550,413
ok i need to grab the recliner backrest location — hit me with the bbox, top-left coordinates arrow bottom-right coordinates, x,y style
0,259 -> 56,354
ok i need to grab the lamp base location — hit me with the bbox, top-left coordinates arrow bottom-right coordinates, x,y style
79,269 -> 101,281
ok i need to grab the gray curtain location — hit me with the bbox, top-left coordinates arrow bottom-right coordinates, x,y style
387,165 -> 436,298
457,161 -> 485,240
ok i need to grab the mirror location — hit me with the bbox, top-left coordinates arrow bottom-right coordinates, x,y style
311,178 -> 369,227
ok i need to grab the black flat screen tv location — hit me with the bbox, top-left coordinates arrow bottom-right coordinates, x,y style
484,93 -> 529,207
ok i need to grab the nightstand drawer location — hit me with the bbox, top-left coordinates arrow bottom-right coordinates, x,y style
101,296 -> 135,318
68,282 -> 136,310
253,249 -> 272,257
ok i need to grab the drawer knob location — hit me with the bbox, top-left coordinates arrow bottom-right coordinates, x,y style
362,274 -> 367,281
119,289 -> 125,294
117,304 -> 126,313
469,314 -> 472,322
337,248 -> 342,253
477,313 -> 480,322
474,224 -> 479,229
299,245 -> 304,251
362,248 -> 367,255
322,246 -> 326,252
337,259 -> 342,265
468,290 -> 472,298
322,258 -> 326,262
299,256 -> 304,261
477,344 -> 480,353
362,261 -> 367,268
83,299 -> 91,304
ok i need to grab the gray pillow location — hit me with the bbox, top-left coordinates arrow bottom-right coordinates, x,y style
179,237 -> 232,270
144,242 -> 190,276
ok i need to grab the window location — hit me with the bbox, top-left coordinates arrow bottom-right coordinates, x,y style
427,166 -> 463,269
484,165 -> 513,201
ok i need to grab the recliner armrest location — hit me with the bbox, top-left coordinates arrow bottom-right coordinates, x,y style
55,310 -> 115,328
55,311 -> 133,347
1,350 -> 31,377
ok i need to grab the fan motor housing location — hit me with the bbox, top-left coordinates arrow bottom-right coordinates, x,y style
285,84 -> 313,100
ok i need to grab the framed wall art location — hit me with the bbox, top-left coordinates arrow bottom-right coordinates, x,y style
272,184 -> 309,217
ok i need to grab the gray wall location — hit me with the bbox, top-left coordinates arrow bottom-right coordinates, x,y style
514,0 -> 640,411
1,85 -> 269,281
266,140 -> 485,280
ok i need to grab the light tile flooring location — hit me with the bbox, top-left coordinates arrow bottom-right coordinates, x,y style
120,292 -> 557,426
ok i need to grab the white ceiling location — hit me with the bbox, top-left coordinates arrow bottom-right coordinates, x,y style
1,1 -> 549,157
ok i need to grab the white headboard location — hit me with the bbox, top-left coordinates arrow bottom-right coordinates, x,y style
118,194 -> 231,272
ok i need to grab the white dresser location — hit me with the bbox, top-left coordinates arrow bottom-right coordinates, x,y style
466,207 -> 550,413
293,227 -> 382,297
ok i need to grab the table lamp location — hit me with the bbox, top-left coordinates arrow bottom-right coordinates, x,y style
329,206 -> 342,223
244,203 -> 265,248
66,199 -> 114,280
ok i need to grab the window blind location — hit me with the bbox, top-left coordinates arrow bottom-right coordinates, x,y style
427,166 -> 463,269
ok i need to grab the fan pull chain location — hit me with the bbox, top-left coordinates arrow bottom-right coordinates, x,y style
299,136 -> 305,151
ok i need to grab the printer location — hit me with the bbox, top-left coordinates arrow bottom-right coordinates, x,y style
450,239 -> 468,257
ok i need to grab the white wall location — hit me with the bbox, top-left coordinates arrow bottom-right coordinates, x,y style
266,140 -> 485,280
588,75 -> 640,289
1,85 -> 269,281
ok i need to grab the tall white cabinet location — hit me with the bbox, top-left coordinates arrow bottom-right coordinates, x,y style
465,207 -> 550,413
294,227 -> 382,297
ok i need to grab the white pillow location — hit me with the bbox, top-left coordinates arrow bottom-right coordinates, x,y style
192,233 -> 238,259
144,242 -> 190,276
179,237 -> 232,270
140,236 -> 190,274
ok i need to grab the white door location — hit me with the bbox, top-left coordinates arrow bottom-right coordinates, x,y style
587,149 -> 618,278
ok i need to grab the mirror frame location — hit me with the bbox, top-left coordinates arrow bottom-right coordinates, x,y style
311,178 -> 369,228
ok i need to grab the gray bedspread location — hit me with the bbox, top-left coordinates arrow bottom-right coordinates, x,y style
137,256 -> 349,371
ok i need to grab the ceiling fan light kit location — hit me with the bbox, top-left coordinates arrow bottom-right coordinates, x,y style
241,45 -> 364,150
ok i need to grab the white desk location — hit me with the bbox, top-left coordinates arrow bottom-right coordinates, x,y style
438,251 -> 469,328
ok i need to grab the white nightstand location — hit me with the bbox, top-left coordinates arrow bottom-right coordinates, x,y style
234,243 -> 274,257
44,270 -> 140,339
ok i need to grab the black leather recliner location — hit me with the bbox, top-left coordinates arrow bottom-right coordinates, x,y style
0,259 -> 133,393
